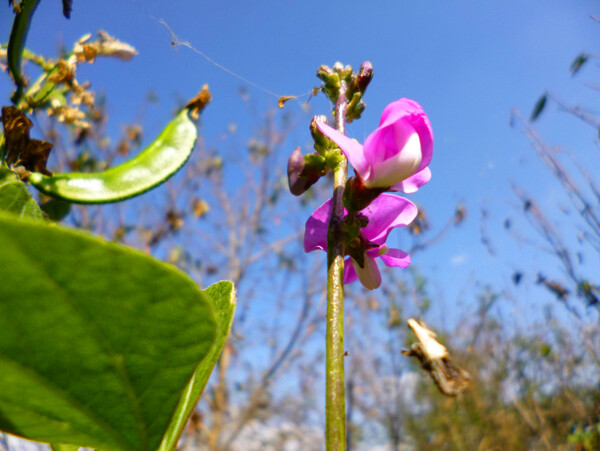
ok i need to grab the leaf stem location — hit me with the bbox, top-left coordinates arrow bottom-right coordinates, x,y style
325,83 -> 348,450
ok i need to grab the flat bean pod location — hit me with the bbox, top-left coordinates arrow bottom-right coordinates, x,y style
29,109 -> 197,204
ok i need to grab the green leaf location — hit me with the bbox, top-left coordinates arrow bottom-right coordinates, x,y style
0,166 -> 43,219
157,281 -> 236,451
570,52 -> 589,76
0,211 -> 224,450
40,197 -> 71,221
29,109 -> 198,204
530,93 -> 547,122
8,0 -> 42,103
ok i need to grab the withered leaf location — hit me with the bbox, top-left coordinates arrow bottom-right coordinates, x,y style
9,0 -> 21,13
1,106 -> 33,164
17,139 -> 53,176
1,106 -> 53,175
47,59 -> 76,86
73,31 -> 138,63
192,198 -> 210,218
185,85 -> 212,120
278,96 -> 296,109
402,319 -> 471,397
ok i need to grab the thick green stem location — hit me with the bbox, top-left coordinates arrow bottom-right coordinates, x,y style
325,84 -> 348,450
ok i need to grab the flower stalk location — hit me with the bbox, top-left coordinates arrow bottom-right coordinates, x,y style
300,61 -> 428,449
325,83 -> 349,450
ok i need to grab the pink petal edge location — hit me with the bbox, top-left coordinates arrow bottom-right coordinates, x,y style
343,258 -> 358,284
315,121 -> 370,178
360,194 -> 418,244
380,248 -> 411,268
390,167 -> 432,194
304,198 -> 333,252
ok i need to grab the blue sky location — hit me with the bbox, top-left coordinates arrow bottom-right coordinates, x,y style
2,0 -> 599,326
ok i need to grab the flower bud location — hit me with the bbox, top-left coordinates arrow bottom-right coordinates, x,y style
288,147 -> 307,196
287,147 -> 326,196
356,61 -> 374,94
316,65 -> 340,88
332,62 -> 344,73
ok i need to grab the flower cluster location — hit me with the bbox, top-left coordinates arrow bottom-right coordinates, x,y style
304,194 -> 418,290
290,63 -> 434,290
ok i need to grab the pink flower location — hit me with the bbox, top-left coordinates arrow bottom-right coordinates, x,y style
316,99 -> 433,193
304,194 -> 418,290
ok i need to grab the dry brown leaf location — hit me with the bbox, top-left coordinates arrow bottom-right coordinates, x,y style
185,85 -> 212,120
17,139 -> 53,176
402,318 -> 471,397
74,31 -> 138,63
1,106 -> 33,164
278,95 -> 296,108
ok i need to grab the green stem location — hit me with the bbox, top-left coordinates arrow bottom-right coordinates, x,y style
325,83 -> 348,450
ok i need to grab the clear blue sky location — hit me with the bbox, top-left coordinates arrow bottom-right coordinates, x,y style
2,0 -> 599,326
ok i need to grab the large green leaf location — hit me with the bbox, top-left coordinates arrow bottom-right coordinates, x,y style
157,281 -> 236,451
0,166 -> 43,220
0,211 -> 227,450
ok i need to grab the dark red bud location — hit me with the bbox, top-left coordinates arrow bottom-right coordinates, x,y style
288,147 -> 307,196
356,61 -> 374,93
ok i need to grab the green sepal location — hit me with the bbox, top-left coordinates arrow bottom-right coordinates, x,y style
324,147 -> 344,171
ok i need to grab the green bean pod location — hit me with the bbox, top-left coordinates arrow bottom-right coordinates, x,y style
29,108 -> 197,204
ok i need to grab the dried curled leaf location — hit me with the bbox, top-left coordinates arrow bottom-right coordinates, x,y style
47,58 -> 77,86
402,318 -> 471,397
1,105 -> 33,164
47,105 -> 90,129
8,0 -> 21,13
408,208 -> 429,235
73,31 -> 138,63
192,198 -> 210,218
18,139 -> 53,176
185,85 -> 212,120
454,204 -> 466,225
278,95 -> 296,109
1,106 -> 53,176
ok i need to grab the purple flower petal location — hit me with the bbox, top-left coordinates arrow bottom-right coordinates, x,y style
304,198 -> 332,252
360,194 -> 418,245
315,121 -> 370,179
350,98 -> 434,189
390,167 -> 432,194
405,111 -> 433,172
378,99 -> 433,173
380,248 -> 411,268
366,131 -> 422,188
343,258 -> 358,284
